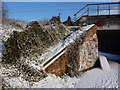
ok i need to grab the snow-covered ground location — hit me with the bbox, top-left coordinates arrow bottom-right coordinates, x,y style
1,60 -> 119,88
30,60 -> 118,88
33,61 -> 119,88
74,61 -> 118,88
0,22 -> 119,88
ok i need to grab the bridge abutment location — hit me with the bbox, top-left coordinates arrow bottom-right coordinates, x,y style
44,25 -> 98,76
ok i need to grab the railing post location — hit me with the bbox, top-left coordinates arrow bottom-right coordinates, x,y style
87,5 -> 89,16
97,5 -> 99,16
75,15 -> 77,21
87,6 -> 89,25
109,4 -> 110,16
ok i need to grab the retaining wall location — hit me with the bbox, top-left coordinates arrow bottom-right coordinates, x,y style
44,25 -> 98,76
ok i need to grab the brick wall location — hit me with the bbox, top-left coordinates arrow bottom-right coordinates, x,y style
45,51 -> 68,76
79,25 -> 98,71
45,25 -> 98,76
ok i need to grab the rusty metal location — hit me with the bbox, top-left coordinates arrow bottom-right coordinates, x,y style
109,4 -> 110,16
97,5 -> 99,17
74,2 -> 120,21
74,4 -> 88,16
87,6 -> 89,17
87,2 -> 120,6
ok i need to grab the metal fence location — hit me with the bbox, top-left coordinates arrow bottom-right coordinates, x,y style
74,2 -> 120,21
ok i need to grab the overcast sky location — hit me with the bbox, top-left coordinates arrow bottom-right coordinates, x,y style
2,0 -> 120,2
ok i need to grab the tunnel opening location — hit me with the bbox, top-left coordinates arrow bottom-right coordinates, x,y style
97,30 -> 120,55
97,29 -> 120,62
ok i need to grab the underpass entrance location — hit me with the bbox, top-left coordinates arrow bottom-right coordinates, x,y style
97,29 -> 120,55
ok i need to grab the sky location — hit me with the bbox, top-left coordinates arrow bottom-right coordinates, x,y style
4,2 -> 119,22
2,0 -> 120,2
2,1 -> 119,22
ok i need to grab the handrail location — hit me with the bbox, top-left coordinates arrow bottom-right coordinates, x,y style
74,2 -> 120,21
76,10 -> 88,20
87,2 -> 120,6
74,5 -> 88,16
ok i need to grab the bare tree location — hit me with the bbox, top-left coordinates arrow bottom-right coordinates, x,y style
0,1 -> 2,22
2,2 -> 8,18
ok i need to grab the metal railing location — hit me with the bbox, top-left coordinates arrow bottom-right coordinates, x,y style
74,2 -> 120,21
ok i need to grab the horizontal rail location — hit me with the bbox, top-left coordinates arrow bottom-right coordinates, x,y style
86,8 -> 120,12
74,2 -> 120,21
74,2 -> 120,16
87,2 -> 120,6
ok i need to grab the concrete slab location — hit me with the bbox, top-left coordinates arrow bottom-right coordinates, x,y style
99,55 -> 111,71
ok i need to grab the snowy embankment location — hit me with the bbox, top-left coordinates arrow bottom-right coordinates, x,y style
1,60 -> 118,88
74,61 -> 118,88
1,52 -> 119,88
30,24 -> 94,70
32,61 -> 119,88
1,22 -> 119,88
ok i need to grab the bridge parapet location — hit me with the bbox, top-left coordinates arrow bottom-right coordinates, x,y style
74,2 -> 120,22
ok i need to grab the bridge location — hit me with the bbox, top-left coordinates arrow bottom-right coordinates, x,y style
73,2 -> 120,54
43,2 -> 120,76
74,2 -> 120,22
2,2 -> 120,77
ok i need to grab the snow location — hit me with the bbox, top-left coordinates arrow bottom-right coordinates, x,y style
42,50 -> 66,70
1,51 -> 118,88
2,60 -> 118,88
0,24 -> 95,70
74,61 -> 118,88
41,24 -> 95,68
1,23 -> 119,88
32,74 -> 74,88
99,55 -> 111,71
35,61 -> 118,88
1,25 -> 23,41
4,77 -> 30,88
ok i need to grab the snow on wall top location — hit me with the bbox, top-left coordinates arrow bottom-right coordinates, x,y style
40,24 -> 95,69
